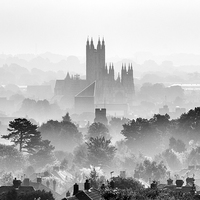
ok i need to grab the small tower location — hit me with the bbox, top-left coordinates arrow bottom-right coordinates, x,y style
65,72 -> 71,80
121,64 -> 127,85
90,38 -> 94,49
73,183 -> 79,195
111,63 -> 114,80
94,108 -> 108,125
86,38 -> 89,49
97,38 -> 101,50
102,37 -> 105,49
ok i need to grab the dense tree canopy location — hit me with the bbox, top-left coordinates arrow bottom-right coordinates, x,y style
134,159 -> 168,182
73,144 -> 88,167
120,114 -> 172,155
39,113 -> 83,151
0,189 -> 55,200
86,122 -> 110,140
169,137 -> 186,153
121,114 -> 170,141
109,117 -> 129,132
177,107 -> 200,138
28,139 -> 55,169
1,118 -> 56,170
0,144 -> 24,171
86,137 -> 116,168
112,176 -> 144,190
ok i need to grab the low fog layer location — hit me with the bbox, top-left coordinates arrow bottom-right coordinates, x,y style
1,1 -> 200,199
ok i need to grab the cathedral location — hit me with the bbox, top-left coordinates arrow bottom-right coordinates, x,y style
54,38 -> 135,112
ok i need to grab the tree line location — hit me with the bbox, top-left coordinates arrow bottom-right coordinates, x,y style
1,108 -> 200,181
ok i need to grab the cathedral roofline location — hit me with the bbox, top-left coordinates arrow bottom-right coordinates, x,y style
75,82 -> 96,97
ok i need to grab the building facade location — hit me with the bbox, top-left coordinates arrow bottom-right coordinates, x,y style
54,38 -> 135,110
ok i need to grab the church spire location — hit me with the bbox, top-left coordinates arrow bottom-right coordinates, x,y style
105,64 -> 108,73
86,37 -> 90,50
90,38 -> 94,49
65,72 -> 70,80
97,37 -> 101,49
102,37 -> 105,49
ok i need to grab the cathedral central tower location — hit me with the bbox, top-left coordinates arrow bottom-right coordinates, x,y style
86,38 -> 105,83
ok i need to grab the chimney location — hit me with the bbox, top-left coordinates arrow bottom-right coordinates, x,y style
37,177 -> 42,184
84,179 -> 90,190
66,191 -> 70,197
13,178 -> 22,188
73,183 -> 79,195
53,179 -> 56,191
23,178 -> 30,186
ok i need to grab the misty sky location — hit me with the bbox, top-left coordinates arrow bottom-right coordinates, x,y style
0,0 -> 200,58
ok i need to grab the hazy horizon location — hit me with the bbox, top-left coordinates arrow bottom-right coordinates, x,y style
1,0 -> 200,58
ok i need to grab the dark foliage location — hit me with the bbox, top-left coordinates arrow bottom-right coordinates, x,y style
2,118 -> 42,152
28,139 -> 55,169
112,176 -> 144,190
39,113 -> 83,151
1,189 -> 55,200
100,187 -> 198,200
121,114 -> 170,141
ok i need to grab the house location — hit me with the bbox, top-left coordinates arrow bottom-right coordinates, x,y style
0,178 -> 34,196
22,178 -> 62,200
64,180 -> 101,200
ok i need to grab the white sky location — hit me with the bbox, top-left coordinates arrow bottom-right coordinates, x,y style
0,0 -> 200,57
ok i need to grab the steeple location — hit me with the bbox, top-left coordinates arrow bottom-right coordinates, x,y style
97,37 -> 101,49
65,72 -> 70,80
90,38 -> 94,49
86,37 -> 89,46
105,64 -> 108,73
102,37 -> 105,49
110,63 -> 114,80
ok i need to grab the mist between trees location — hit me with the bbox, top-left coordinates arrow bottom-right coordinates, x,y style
0,108 -> 200,194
